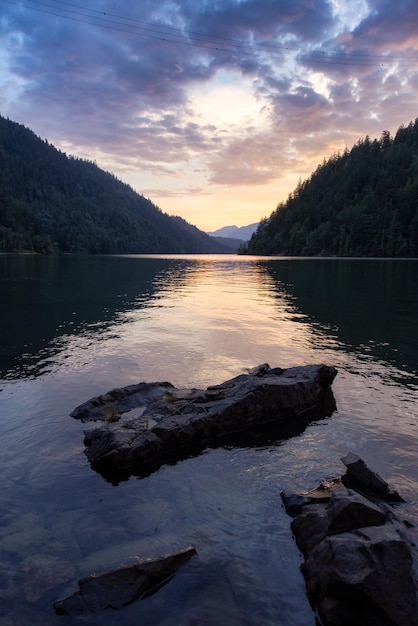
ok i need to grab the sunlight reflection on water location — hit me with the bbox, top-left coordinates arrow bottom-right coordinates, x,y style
0,255 -> 417,625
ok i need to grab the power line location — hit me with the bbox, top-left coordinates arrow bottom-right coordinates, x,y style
49,0 -> 418,64
1,0 -> 418,67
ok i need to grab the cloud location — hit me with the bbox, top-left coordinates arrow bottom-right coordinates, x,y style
1,0 -> 418,230
141,186 -> 211,198
352,0 -> 418,50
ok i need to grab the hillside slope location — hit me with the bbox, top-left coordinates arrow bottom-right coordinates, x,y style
243,119 -> 418,257
0,115 -> 228,254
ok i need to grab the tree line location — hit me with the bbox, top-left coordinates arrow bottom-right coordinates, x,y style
0,115 -> 227,254
242,119 -> 418,257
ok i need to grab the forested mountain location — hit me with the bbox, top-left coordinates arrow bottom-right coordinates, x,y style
243,119 -> 418,257
0,115 -> 228,254
208,235 -> 245,252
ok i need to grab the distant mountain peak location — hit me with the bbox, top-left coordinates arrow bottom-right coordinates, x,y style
207,223 -> 258,241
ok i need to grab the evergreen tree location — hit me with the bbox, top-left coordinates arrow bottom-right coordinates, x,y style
0,115 -> 229,254
244,118 -> 418,257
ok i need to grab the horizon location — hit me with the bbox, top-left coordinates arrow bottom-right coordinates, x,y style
1,1 -> 418,231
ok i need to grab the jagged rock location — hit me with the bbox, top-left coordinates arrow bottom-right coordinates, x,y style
281,455 -> 404,518
341,452 -> 405,502
54,546 -> 197,616
283,458 -> 418,626
71,381 -> 175,422
72,364 -> 337,481
281,477 -> 344,517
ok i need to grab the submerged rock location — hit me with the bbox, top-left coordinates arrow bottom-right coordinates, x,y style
54,546 -> 197,616
22,554 -> 75,603
282,457 -> 418,626
72,363 -> 337,481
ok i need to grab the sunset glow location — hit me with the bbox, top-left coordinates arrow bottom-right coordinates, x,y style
1,0 -> 418,231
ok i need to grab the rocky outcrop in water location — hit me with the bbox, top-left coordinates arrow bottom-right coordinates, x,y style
281,454 -> 418,626
54,546 -> 197,616
71,363 -> 337,482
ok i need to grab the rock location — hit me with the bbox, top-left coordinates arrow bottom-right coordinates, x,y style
281,477 -> 345,517
22,554 -> 75,603
326,488 -> 387,534
73,364 -> 337,482
281,455 -> 404,518
54,546 -> 197,616
283,457 -> 418,626
341,452 -> 405,502
71,381 -> 175,422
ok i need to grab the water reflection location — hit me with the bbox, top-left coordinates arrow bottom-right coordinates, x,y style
259,258 -> 418,383
90,387 -> 337,485
0,255 -> 299,383
0,255 -> 192,379
1,254 -> 418,626
1,255 -> 417,389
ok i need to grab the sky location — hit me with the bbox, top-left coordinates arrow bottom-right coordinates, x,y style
1,1 -> 418,232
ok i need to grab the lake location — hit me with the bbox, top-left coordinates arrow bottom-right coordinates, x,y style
0,254 -> 417,625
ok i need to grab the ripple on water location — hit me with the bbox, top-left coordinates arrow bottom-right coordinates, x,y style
1,256 -> 418,625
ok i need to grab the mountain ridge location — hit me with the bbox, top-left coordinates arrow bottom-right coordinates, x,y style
0,115 -> 230,254
206,223 -> 258,240
243,119 -> 418,257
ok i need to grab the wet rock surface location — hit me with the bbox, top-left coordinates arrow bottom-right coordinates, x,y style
282,456 -> 418,626
54,546 -> 197,616
71,363 -> 337,482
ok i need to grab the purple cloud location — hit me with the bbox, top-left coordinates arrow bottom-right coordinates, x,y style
1,0 -> 418,229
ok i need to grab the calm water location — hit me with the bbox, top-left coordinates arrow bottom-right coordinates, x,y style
0,254 -> 417,625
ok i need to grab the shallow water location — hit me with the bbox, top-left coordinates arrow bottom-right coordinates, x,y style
0,254 -> 417,625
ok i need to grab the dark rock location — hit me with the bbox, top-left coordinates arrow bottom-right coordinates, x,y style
285,458 -> 418,626
54,546 -> 197,616
291,504 -> 330,553
280,492 -> 318,517
281,477 -> 345,516
326,488 -> 388,535
73,363 -> 337,482
341,452 -> 405,502
71,381 -> 175,422
304,521 -> 418,626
